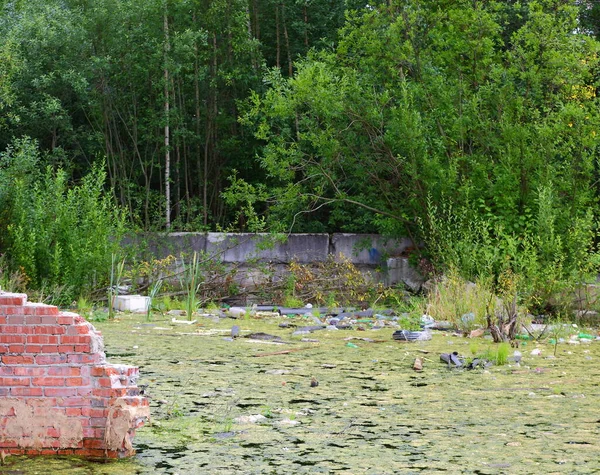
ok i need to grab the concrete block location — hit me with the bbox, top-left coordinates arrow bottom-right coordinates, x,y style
385,257 -> 424,292
330,234 -> 414,265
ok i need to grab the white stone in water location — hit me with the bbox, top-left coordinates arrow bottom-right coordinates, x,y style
234,414 -> 266,424
227,307 -> 247,318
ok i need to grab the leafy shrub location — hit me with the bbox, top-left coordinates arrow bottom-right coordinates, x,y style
0,137 -> 126,303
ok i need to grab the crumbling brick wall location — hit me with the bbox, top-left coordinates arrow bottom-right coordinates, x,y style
0,292 -> 149,458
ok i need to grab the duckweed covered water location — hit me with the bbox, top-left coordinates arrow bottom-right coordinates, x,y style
3,313 -> 600,474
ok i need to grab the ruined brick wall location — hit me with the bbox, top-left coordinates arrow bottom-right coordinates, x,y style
0,292 -> 149,458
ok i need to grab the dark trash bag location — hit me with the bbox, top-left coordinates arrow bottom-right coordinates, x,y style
440,351 -> 464,367
393,330 -> 422,341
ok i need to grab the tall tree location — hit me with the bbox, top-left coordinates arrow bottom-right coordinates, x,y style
241,0 -> 600,276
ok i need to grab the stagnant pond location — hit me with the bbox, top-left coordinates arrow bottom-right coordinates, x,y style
2,313 -> 600,474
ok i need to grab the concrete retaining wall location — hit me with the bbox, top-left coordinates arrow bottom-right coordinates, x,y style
138,232 -> 410,264
131,232 -> 423,293
0,292 -> 149,459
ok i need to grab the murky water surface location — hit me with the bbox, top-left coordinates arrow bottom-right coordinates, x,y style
3,313 -> 600,474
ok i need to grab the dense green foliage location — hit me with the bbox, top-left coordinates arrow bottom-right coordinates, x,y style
1,0 -> 600,310
241,0 -> 600,309
0,138 -> 126,303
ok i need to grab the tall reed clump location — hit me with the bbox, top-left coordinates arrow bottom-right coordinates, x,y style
108,254 -> 125,320
425,268 -> 495,334
181,252 -> 202,320
146,279 -> 163,321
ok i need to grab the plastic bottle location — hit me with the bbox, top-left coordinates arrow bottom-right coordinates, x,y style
578,332 -> 594,339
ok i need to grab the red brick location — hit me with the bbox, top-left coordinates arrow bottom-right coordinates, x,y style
95,377 -> 112,388
0,294 -> 26,305
10,387 -> 43,396
25,345 -> 43,353
44,387 -> 78,397
27,335 -> 59,344
34,305 -> 59,316
0,334 -> 26,344
91,388 -> 113,398
0,316 -> 6,324
0,297 -> 25,306
40,448 -> 59,455
81,448 -> 112,458
57,448 -> 77,456
82,438 -> 105,449
0,306 -> 22,315
60,396 -> 87,407
68,354 -> 100,364
65,407 -> 82,416
32,377 -> 65,386
48,366 -> 81,376
0,376 -> 30,386
57,315 -> 75,325
41,345 -> 59,353
13,366 -> 45,376
2,325 -> 33,334
90,408 -> 107,418
36,325 -> 66,335
9,344 -> 25,352
77,386 -> 93,397
0,366 -> 13,375
2,355 -> 35,364
8,315 -> 33,324
35,355 -> 67,365
65,377 -> 84,386
90,367 -> 107,377
58,345 -> 75,353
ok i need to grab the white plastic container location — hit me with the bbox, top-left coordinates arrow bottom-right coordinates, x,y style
113,295 -> 150,313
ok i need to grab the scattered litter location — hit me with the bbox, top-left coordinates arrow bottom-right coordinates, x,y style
343,337 -> 384,343
393,330 -> 432,341
295,325 -> 326,333
167,310 -> 187,317
255,311 -> 280,318
244,332 -> 282,341
277,418 -> 300,426
530,349 -> 542,356
469,328 -> 485,338
413,357 -> 423,371
440,352 -> 464,368
346,342 -> 359,348
235,414 -> 266,424
465,358 -> 492,370
292,330 -> 311,336
310,377 -> 319,387
171,318 -> 197,325
226,307 -> 248,319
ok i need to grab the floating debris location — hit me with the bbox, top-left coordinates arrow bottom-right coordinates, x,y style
393,330 -> 432,341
